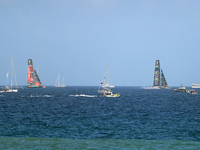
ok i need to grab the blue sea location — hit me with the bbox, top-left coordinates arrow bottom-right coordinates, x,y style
0,86 -> 200,149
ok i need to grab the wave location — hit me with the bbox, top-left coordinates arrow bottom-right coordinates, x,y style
69,94 -> 97,97
22,94 -> 54,98
142,86 -> 154,89
44,95 -> 54,97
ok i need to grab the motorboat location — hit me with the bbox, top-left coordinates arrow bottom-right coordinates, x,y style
102,88 -> 120,97
187,89 -> 198,94
173,85 -> 186,92
191,83 -> 200,88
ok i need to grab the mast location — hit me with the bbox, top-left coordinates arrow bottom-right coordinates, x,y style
13,57 -> 17,89
6,56 -> 18,91
98,65 -> 114,93
55,73 -> 61,86
11,57 -> 13,90
153,60 -> 161,88
102,65 -> 114,88
10,56 -> 18,90
62,76 -> 64,86
103,65 -> 108,86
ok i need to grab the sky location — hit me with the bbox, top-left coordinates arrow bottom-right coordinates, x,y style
0,0 -> 200,86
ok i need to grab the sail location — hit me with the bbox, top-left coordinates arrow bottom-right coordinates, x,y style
27,59 -> 34,87
153,60 -> 160,87
161,69 -> 168,87
33,70 -> 42,86
27,59 -> 45,88
55,73 -> 61,86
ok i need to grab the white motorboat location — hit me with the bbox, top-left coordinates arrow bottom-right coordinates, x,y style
102,88 -> 120,97
191,83 -> 200,88
186,89 -> 198,94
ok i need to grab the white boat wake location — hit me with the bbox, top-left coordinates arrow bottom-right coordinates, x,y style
44,95 -> 55,97
142,86 -> 153,89
69,94 -> 97,97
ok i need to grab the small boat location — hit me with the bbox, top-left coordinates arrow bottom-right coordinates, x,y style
187,89 -> 198,94
102,88 -> 120,97
0,57 -> 18,93
191,83 -> 200,88
103,92 -> 120,97
173,84 -> 186,92
0,86 -> 18,93
55,73 -> 66,87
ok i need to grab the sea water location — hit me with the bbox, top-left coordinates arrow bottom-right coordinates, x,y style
0,86 -> 200,149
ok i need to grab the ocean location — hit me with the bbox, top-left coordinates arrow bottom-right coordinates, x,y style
0,86 -> 200,149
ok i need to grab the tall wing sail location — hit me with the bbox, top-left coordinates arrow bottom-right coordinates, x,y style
27,59 -> 34,86
153,60 -> 160,87
161,69 -> 168,87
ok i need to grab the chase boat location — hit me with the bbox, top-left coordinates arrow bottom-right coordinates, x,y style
186,89 -> 198,94
102,88 -> 120,97
173,85 -> 186,92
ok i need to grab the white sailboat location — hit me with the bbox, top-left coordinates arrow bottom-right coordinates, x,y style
55,73 -> 65,87
0,56 -> 18,92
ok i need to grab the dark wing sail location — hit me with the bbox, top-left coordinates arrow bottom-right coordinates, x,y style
153,60 -> 160,87
27,59 -> 44,88
33,70 -> 41,83
161,69 -> 168,87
